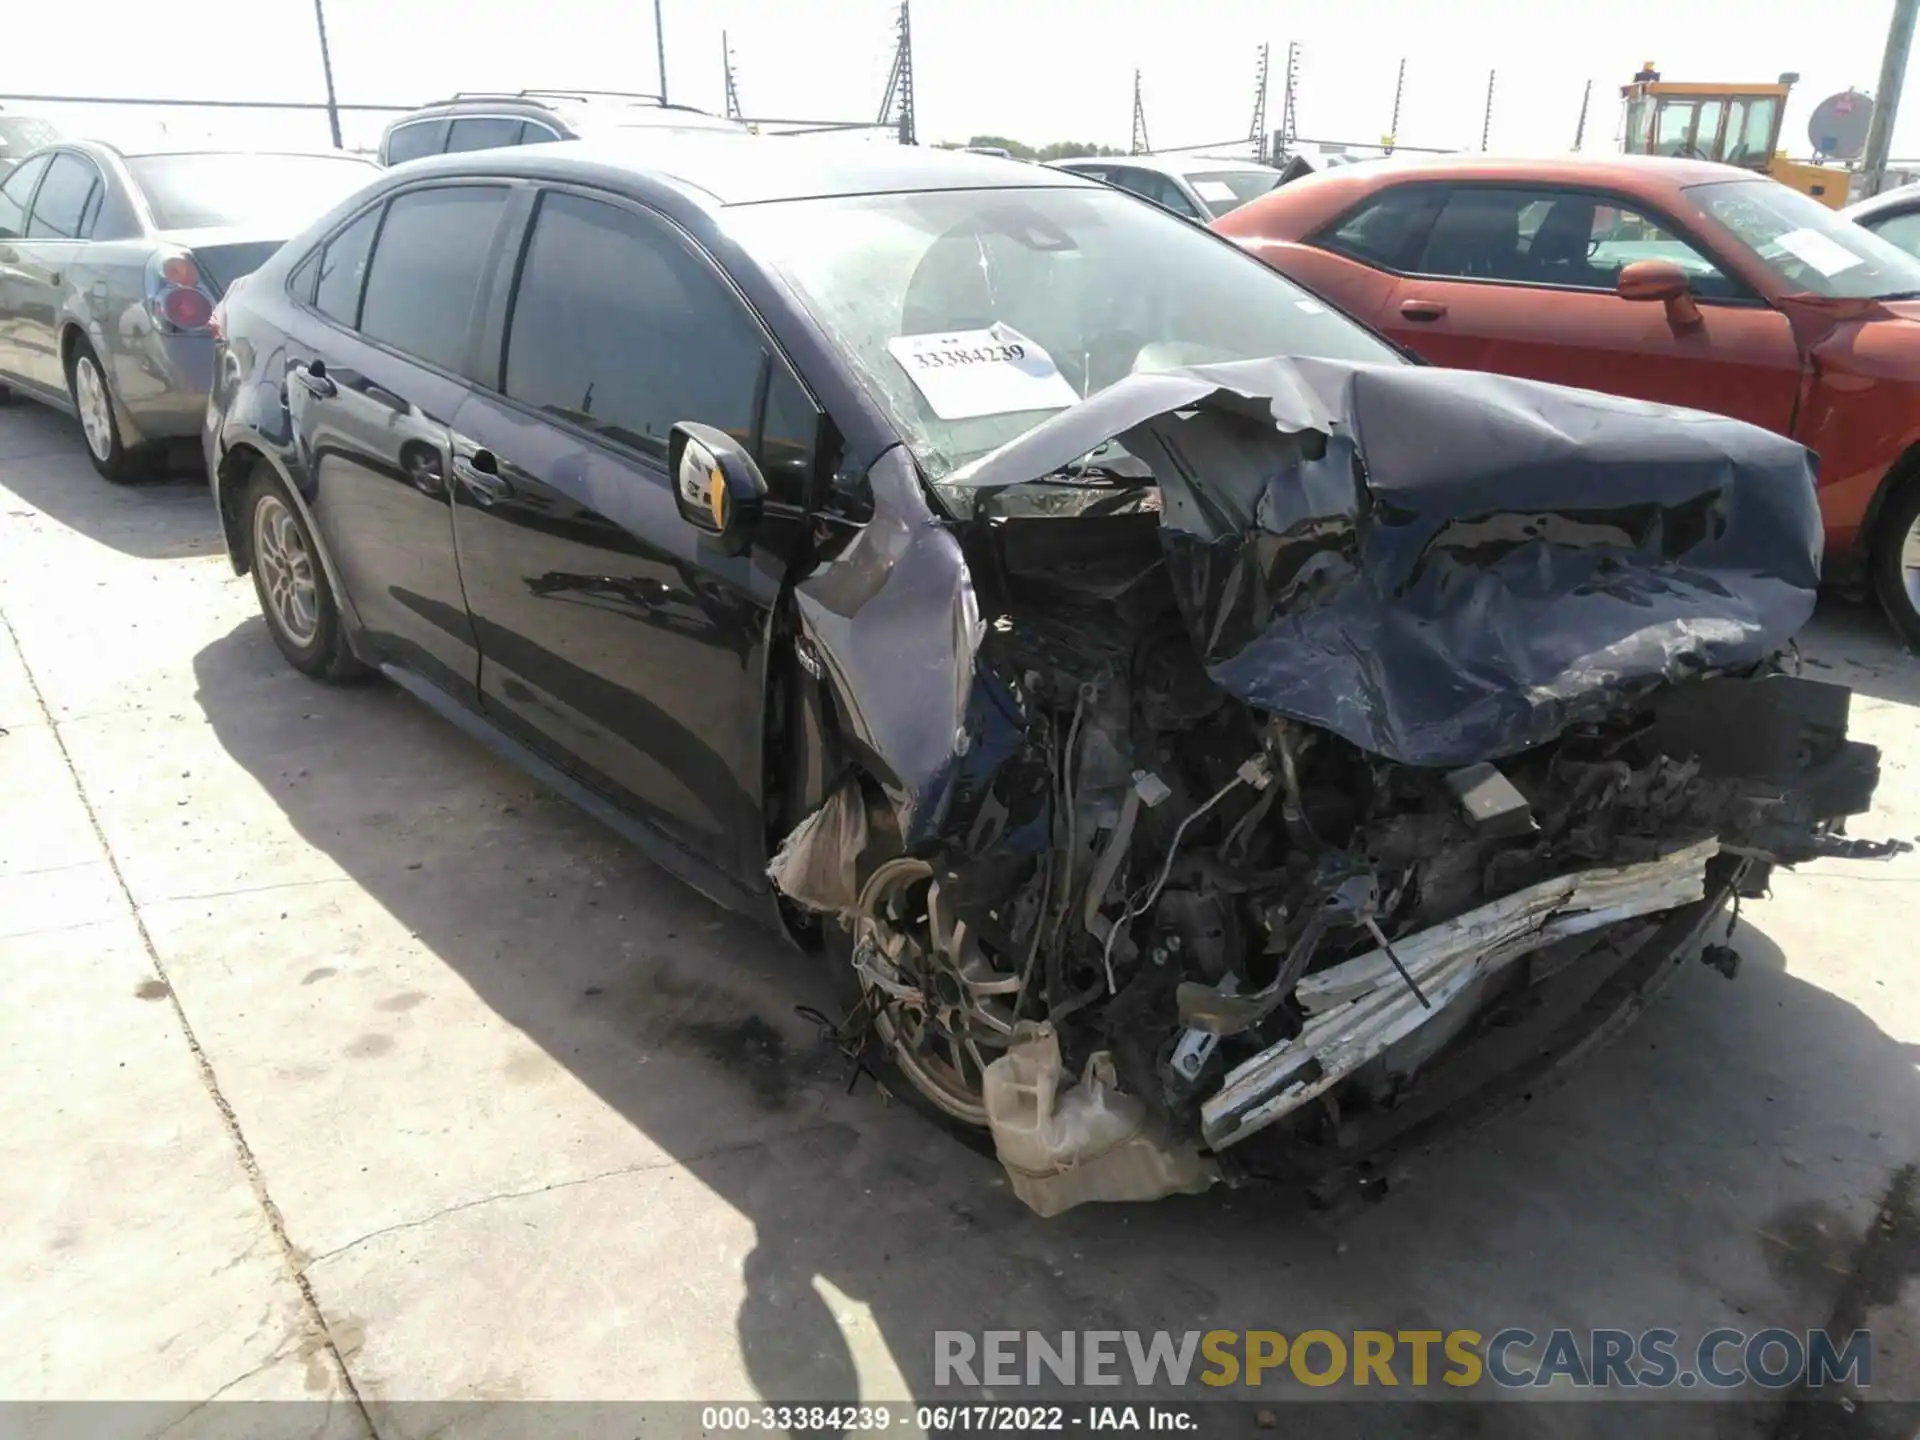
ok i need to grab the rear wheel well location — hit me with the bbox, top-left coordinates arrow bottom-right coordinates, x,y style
57,324 -> 85,376
216,444 -> 266,573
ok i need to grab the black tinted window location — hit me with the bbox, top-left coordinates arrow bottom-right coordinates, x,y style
27,154 -> 99,239
0,153 -> 50,240
504,191 -> 767,463
447,117 -> 525,153
359,186 -> 508,373
1413,187 -> 1743,297
1321,186 -> 1445,270
313,207 -> 380,326
384,121 -> 443,164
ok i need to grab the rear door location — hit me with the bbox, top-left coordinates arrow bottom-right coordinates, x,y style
0,152 -> 52,384
284,183 -> 511,701
1374,183 -> 1802,433
446,186 -> 821,878
12,150 -> 104,391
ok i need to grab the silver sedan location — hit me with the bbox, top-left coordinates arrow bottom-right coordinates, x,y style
0,142 -> 376,481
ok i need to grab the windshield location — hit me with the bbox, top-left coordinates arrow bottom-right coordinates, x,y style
1689,178 -> 1920,299
1187,169 -> 1282,217
0,117 -> 61,158
127,152 -> 377,232
726,186 -> 1398,480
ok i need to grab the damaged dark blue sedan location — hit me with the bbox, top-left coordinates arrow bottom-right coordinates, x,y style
204,137 -> 1903,1217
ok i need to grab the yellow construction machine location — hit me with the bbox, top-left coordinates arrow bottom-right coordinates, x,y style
1619,65 -> 1854,208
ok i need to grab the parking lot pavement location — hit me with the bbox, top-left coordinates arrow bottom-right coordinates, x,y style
3,398 -> 1919,1433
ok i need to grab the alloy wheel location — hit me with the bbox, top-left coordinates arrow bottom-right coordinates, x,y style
252,494 -> 320,647
74,356 -> 114,463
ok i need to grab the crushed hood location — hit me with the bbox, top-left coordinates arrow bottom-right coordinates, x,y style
942,357 -> 1823,767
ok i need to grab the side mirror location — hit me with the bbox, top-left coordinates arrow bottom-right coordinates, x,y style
1617,258 -> 1702,328
669,422 -> 766,556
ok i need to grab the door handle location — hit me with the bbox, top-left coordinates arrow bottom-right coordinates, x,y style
451,447 -> 510,504
1399,299 -> 1448,321
291,359 -> 336,398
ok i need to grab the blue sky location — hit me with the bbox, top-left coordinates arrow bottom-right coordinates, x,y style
6,0 -> 1914,162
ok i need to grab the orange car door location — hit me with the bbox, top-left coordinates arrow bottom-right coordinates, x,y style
1377,185 -> 1802,435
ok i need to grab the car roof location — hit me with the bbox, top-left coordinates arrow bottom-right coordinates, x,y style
399,133 -> 1099,206
1843,184 -> 1920,221
1059,152 -> 1276,178
1281,151 -> 1757,189
392,93 -> 743,132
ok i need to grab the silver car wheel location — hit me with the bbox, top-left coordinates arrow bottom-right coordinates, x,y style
1904,513 -> 1920,621
74,355 -> 114,462
253,494 -> 320,647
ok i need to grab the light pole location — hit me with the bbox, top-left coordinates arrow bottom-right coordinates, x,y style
654,0 -> 670,104
312,0 -> 342,149
1863,0 -> 1919,196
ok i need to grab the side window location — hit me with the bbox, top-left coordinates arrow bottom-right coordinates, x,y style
358,186 -> 509,373
0,153 -> 50,240
312,206 -> 381,326
26,154 -> 100,239
446,118 -> 523,153
519,122 -> 563,146
1587,202 -> 1745,299
383,121 -> 443,165
1412,188 -> 1558,283
1319,186 -> 1445,270
1141,174 -> 1203,220
1865,209 -> 1920,260
503,191 -> 801,487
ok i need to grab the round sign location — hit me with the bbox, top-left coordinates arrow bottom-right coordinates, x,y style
1808,90 -> 1874,160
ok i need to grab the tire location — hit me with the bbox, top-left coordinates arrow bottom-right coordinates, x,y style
243,467 -> 366,681
66,337 -> 151,483
1872,482 -> 1920,650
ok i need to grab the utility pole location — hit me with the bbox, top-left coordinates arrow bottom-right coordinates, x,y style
1248,44 -> 1270,162
1863,0 -> 1919,196
876,1 -> 916,145
1130,69 -> 1151,155
1386,56 -> 1405,153
1573,78 -> 1592,150
653,0 -> 670,103
722,30 -> 742,120
1481,68 -> 1496,150
311,0 -> 342,150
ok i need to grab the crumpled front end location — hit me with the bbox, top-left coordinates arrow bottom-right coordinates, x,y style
773,359 -> 1903,1216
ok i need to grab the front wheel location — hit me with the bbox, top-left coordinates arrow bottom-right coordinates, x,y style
1872,483 -> 1920,649
245,470 -> 366,681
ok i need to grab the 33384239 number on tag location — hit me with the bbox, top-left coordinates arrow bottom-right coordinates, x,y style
886,323 -> 1081,420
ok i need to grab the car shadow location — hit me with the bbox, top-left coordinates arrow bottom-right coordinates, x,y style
186,613 -> 1920,1432
0,402 -> 220,562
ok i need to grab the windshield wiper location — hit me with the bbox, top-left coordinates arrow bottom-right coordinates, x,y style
1874,289 -> 1920,301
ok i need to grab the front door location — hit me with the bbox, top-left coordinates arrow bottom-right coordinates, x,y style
285,184 -> 510,701
448,187 -> 818,879
1378,185 -> 1803,435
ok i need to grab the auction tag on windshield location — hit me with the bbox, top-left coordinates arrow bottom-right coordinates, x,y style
887,324 -> 1080,420
1774,227 -> 1865,278
1193,180 -> 1237,204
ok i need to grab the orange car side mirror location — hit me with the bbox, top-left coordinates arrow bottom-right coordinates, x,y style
1617,259 -> 1702,329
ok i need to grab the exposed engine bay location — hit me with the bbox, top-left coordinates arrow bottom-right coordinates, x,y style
771,357 -> 1906,1216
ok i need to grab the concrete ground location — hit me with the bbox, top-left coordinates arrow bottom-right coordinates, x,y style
3,397 -> 1919,1438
